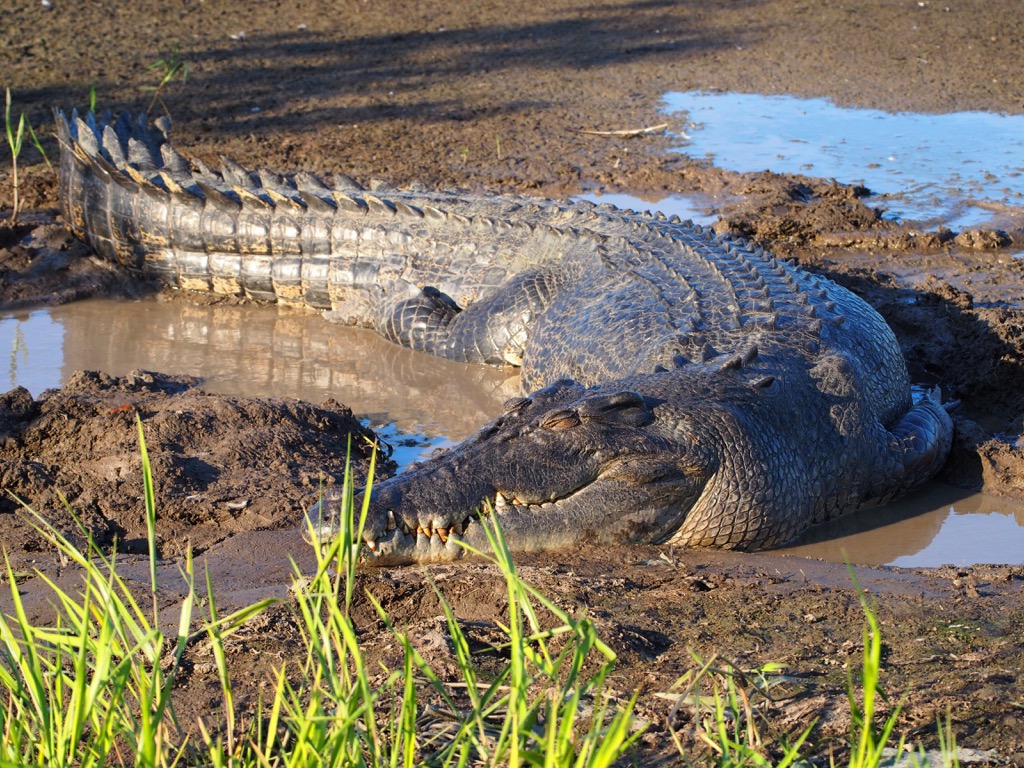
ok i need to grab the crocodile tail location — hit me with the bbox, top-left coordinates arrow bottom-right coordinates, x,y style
55,111 -> 571,323
57,110 -> 457,316
57,109 -> 334,306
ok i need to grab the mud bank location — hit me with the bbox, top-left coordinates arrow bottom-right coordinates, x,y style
3,0 -> 1024,761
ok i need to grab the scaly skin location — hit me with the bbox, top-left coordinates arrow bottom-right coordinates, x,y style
56,110 -> 954,564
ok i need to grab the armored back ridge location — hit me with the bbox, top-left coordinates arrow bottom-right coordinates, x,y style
56,110 -> 954,563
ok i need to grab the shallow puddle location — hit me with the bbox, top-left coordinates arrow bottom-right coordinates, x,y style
664,91 -> 1024,229
776,482 -> 1024,567
3,298 -> 1023,568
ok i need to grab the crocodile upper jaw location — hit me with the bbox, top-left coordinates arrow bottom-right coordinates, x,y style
306,455 -> 707,565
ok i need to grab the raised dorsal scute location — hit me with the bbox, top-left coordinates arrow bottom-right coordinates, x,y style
299,189 -> 337,214
195,180 -> 243,212
332,172 -> 364,191
332,192 -> 369,213
101,124 -> 127,166
220,157 -> 258,190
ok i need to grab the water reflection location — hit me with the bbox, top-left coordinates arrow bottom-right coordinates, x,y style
1,310 -> 65,393
49,298 -> 517,441
3,298 -> 1024,567
576,191 -> 719,226
776,482 -> 1024,567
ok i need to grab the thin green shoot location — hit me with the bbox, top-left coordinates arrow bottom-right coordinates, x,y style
26,122 -> 51,171
144,47 -> 189,116
668,654 -> 812,767
4,87 -> 26,225
935,710 -> 960,768
137,414 -> 159,617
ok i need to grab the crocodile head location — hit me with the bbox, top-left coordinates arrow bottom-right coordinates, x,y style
307,376 -> 723,564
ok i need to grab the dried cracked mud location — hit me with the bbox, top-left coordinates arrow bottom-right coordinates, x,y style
1,0 -> 1024,763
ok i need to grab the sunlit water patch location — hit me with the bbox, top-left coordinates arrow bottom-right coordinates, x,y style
371,423 -> 454,471
576,191 -> 719,226
776,482 -> 1024,568
2,310 -> 65,394
664,91 -> 1024,229
3,298 -> 1024,567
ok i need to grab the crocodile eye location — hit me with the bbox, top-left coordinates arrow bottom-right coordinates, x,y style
578,390 -> 654,427
539,409 -> 580,431
502,396 -> 530,414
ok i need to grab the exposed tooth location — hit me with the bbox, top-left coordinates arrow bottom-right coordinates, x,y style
437,527 -> 450,543
494,492 -> 507,508
386,510 -> 396,531
512,497 -> 523,506
365,538 -> 377,551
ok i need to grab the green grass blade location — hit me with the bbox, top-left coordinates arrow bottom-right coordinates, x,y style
136,414 -> 159,617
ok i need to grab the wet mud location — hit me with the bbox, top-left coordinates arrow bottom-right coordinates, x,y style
3,0 -> 1024,761
0,370 -> 388,566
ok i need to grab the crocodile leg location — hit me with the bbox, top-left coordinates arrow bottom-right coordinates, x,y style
376,267 -> 571,365
863,388 -> 954,506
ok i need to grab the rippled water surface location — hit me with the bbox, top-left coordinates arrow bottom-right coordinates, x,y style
4,299 -> 1023,568
664,91 -> 1024,229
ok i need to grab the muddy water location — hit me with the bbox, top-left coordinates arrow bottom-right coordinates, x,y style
664,91 -> 1024,230
1,298 -> 518,465
4,298 -> 1023,568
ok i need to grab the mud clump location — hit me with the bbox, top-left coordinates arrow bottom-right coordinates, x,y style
711,173 -> 890,249
0,370 -> 392,566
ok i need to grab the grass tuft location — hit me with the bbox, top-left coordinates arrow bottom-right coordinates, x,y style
842,568 -> 906,768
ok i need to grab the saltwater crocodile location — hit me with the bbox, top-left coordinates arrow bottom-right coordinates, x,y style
56,110 -> 953,564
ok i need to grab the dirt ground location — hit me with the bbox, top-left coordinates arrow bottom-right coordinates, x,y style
2,0 -> 1024,763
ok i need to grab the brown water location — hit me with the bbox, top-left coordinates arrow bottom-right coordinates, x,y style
4,297 -> 518,465
4,297 -> 1023,568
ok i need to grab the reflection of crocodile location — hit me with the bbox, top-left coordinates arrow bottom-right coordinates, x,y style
56,299 -> 512,441
57,110 -> 953,564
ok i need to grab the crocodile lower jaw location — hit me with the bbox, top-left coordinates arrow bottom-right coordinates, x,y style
365,490 -> 563,553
